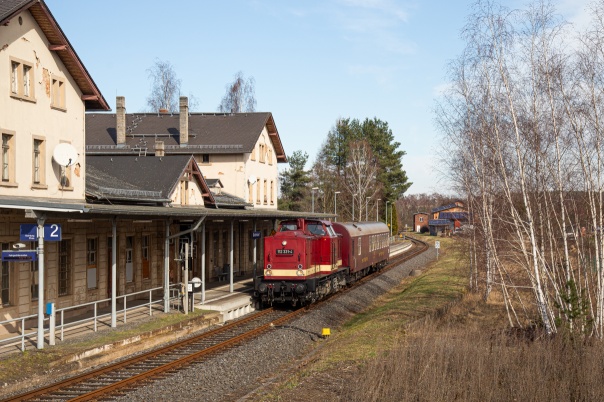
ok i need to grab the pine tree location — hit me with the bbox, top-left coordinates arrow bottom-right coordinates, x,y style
313,117 -> 412,221
278,150 -> 310,211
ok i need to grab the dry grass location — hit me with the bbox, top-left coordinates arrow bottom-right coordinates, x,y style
257,236 -> 604,402
345,318 -> 604,402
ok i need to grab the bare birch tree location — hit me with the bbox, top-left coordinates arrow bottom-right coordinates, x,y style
344,140 -> 380,221
436,0 -> 604,336
217,71 -> 257,113
146,59 -> 182,113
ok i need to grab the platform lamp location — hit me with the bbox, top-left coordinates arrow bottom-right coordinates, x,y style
386,200 -> 389,234
366,196 -> 370,221
376,199 -> 381,221
312,187 -> 319,213
334,191 -> 341,221
390,203 -> 393,236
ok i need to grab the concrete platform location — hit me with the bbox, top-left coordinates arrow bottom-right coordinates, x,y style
390,240 -> 413,256
192,278 -> 256,322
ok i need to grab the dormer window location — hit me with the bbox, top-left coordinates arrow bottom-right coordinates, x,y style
201,154 -> 210,164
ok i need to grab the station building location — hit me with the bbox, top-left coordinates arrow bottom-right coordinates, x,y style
0,0 -> 327,341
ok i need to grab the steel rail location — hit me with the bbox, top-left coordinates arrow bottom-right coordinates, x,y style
3,307 -> 288,402
69,308 -> 307,401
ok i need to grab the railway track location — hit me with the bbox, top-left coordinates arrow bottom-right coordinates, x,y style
3,236 -> 429,402
3,308 -> 301,402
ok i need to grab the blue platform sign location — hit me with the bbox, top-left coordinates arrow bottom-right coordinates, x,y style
20,224 -> 62,242
251,231 -> 262,239
2,250 -> 37,262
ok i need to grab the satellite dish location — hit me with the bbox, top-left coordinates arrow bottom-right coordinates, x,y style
248,175 -> 257,184
53,143 -> 78,167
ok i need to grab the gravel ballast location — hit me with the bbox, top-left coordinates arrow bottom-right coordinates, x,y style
113,248 -> 437,402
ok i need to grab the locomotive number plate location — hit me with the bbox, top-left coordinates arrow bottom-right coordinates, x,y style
276,249 -> 294,255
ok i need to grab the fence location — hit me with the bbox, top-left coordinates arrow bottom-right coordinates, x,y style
0,284 -> 180,352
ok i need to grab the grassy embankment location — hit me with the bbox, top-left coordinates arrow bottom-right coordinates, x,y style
262,235 -> 604,402
0,308 -> 210,389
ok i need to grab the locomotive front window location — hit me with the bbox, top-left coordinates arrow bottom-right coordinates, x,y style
280,224 -> 298,231
326,226 -> 336,237
308,224 -> 326,235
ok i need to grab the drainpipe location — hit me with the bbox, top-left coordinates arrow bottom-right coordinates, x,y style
111,218 -> 117,327
167,216 -> 206,311
36,216 -> 45,350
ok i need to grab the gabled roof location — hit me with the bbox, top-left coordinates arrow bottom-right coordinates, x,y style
206,179 -> 223,188
439,212 -> 468,220
1,0 -> 109,110
431,202 -> 463,213
429,219 -> 452,226
212,191 -> 253,209
85,112 -> 286,161
86,155 -> 215,205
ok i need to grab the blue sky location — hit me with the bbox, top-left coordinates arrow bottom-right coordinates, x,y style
46,0 -> 590,195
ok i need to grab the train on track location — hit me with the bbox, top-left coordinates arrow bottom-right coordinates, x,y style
254,218 -> 389,306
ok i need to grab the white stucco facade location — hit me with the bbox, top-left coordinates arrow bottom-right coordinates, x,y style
0,10 -> 86,200
195,126 -> 280,209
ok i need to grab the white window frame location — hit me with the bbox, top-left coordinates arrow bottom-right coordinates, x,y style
126,236 -> 134,283
1,131 -> 16,186
9,57 -> 35,102
51,75 -> 66,110
58,239 -> 72,297
87,238 -> 98,289
32,136 -> 47,188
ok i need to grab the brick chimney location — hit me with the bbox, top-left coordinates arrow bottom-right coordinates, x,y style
179,96 -> 188,146
116,96 -> 126,145
155,141 -> 165,157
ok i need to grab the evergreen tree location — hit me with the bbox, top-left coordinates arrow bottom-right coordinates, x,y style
313,117 -> 411,220
390,203 -> 399,235
278,150 -> 310,211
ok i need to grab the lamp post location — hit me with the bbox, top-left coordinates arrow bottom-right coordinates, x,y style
390,204 -> 393,236
376,199 -> 381,221
311,187 -> 319,213
334,191 -> 340,221
366,197 -> 370,221
386,200 -> 389,233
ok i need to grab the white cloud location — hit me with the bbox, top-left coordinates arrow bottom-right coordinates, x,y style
347,64 -> 399,85
432,81 -> 453,97
329,0 -> 417,55
557,0 -> 592,31
336,0 -> 411,22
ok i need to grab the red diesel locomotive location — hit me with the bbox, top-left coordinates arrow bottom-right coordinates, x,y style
254,218 -> 389,306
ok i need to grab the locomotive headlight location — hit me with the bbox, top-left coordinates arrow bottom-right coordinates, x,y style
296,270 -> 304,276
267,263 -> 272,269
265,268 -> 272,276
282,240 -> 287,246
298,264 -> 303,269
